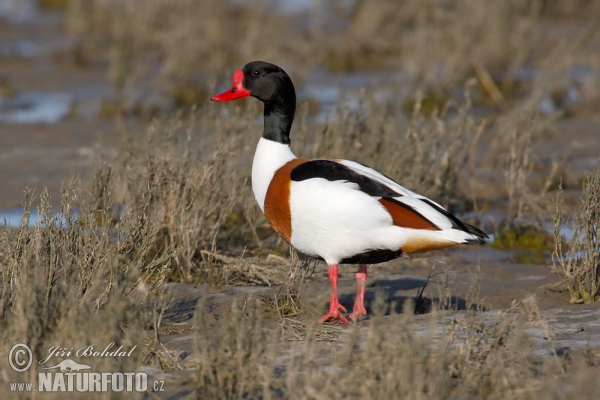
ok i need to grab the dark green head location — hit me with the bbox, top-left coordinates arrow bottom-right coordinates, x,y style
211,61 -> 296,144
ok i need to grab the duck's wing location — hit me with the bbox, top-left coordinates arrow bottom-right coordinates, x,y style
291,159 -> 487,242
336,160 -> 437,201
337,159 -> 488,241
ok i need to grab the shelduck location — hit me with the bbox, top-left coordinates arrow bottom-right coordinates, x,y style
212,61 -> 487,324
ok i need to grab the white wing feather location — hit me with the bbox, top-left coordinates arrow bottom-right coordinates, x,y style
338,159 -> 450,225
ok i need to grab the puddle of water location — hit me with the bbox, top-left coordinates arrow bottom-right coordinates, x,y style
302,85 -> 341,105
0,207 -> 70,228
302,64 -> 595,121
0,0 -> 36,22
0,91 -> 73,124
0,207 -> 37,228
537,86 -> 583,115
545,221 -> 574,242
237,0 -> 356,15
300,68 -> 409,123
274,0 -> 314,13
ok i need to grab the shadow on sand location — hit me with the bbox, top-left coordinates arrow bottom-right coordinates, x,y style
337,276 -> 483,316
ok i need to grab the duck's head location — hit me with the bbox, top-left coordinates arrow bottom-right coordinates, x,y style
211,61 -> 295,105
212,61 -> 296,144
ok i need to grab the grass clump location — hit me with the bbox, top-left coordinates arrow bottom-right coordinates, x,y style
0,184 -> 173,393
553,160 -> 600,303
64,0 -> 597,106
194,296 -> 273,399
97,106 -> 272,286
492,221 -> 554,263
66,0 -> 302,107
493,222 -> 553,250
189,289 -> 597,399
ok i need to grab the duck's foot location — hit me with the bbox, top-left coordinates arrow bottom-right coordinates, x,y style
318,263 -> 350,324
348,306 -> 367,322
318,301 -> 349,324
318,308 -> 350,324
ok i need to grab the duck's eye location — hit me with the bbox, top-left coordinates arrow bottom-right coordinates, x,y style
253,71 -> 260,76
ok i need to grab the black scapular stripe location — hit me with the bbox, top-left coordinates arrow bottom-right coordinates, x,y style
290,160 -> 401,198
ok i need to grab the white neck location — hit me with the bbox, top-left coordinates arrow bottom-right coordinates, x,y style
251,137 -> 297,212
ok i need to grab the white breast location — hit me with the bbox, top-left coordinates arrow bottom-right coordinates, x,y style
251,138 -> 297,212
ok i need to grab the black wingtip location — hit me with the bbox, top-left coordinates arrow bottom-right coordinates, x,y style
462,222 -> 489,245
464,222 -> 489,240
419,199 -> 488,242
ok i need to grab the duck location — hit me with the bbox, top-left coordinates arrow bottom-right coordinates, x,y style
211,61 -> 487,324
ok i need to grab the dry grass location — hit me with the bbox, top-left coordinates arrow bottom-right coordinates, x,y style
194,294 -> 272,399
1,1 -> 600,397
191,288 -> 599,399
66,0 -> 307,108
65,0 -> 600,105
335,0 -> 540,80
553,160 -> 600,303
0,182 -> 172,395
82,105 -> 272,285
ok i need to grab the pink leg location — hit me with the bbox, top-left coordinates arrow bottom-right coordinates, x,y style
348,265 -> 368,321
318,264 -> 349,324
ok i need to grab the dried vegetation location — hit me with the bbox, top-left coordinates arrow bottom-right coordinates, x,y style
192,290 -> 599,399
0,184 -> 170,392
1,0 -> 599,398
553,161 -> 600,303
